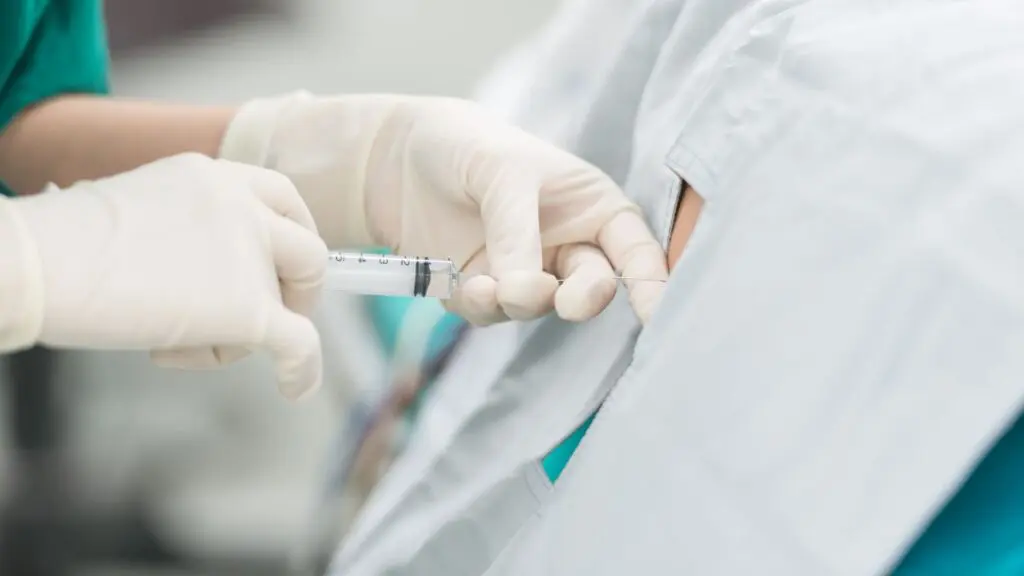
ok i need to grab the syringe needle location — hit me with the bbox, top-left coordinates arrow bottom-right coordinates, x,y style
612,276 -> 667,282
554,276 -> 667,284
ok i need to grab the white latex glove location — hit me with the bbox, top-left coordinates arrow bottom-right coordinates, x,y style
220,92 -> 667,325
0,153 -> 328,400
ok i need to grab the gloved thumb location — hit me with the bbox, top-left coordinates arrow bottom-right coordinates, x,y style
261,305 -> 324,401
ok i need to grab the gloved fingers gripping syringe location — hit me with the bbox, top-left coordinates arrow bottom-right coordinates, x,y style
324,251 -> 666,300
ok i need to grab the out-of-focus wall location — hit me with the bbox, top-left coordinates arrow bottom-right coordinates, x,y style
5,0 -> 555,570
110,0 -> 554,100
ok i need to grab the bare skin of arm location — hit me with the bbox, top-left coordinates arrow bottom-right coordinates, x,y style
0,96 -> 237,194
667,184 -> 704,270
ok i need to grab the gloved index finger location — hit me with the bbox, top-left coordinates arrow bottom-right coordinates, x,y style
473,165 -> 559,320
596,209 -> 668,324
216,159 -> 319,234
475,165 -> 545,275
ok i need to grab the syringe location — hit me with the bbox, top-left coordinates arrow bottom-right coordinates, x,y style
324,251 -> 665,299
325,252 -> 461,299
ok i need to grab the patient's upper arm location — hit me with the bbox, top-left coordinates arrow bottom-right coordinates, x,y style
667,184 -> 704,270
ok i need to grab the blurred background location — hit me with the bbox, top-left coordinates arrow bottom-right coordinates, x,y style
0,1 -> 554,574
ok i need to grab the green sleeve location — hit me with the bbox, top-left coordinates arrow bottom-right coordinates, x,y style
0,0 -> 110,196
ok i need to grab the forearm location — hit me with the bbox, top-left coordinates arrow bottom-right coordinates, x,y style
0,95 -> 237,194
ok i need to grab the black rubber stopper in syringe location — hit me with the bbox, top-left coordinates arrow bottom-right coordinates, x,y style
413,257 -> 432,297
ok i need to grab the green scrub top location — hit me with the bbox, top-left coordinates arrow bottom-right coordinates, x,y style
0,0 -> 110,197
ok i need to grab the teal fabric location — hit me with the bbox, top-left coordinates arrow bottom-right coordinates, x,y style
364,293 -> 464,361
891,412 -> 1024,575
542,413 -> 596,482
0,0 -> 110,196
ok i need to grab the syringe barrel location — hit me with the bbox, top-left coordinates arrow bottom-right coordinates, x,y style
324,252 -> 458,299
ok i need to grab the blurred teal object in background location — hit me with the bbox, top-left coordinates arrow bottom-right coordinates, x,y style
365,295 -> 417,358
360,248 -> 464,360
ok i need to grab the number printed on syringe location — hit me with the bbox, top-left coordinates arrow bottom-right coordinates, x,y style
324,252 -> 460,299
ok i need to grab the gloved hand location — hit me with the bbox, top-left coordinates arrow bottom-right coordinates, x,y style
0,153 -> 328,400
220,92 -> 667,325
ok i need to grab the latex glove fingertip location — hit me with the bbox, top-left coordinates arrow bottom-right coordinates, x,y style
151,347 -> 220,370
288,375 -> 323,402
445,275 -> 510,326
213,345 -> 252,365
278,362 -> 323,402
555,274 -> 618,322
276,356 -> 323,401
263,308 -> 324,401
628,281 -> 665,325
495,270 -> 559,321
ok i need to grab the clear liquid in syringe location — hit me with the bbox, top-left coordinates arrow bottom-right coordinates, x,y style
324,252 -> 459,299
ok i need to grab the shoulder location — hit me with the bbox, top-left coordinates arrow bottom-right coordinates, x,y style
0,0 -> 108,131
0,0 -> 108,196
0,1 -> 51,71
